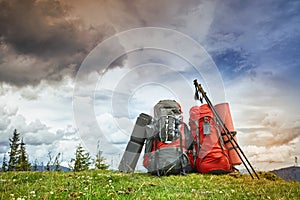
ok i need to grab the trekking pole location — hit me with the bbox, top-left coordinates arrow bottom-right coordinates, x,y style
194,80 -> 256,179
193,80 -> 259,179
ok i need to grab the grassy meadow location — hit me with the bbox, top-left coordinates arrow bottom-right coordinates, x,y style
0,170 -> 299,200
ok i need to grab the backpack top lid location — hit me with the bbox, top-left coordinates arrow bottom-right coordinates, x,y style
189,104 -> 214,121
154,100 -> 182,119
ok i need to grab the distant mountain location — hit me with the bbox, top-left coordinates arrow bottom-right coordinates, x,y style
270,166 -> 300,182
31,165 -> 72,172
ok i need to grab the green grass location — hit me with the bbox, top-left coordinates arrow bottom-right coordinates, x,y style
0,170 -> 299,199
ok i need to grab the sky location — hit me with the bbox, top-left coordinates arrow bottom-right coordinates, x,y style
0,0 -> 299,171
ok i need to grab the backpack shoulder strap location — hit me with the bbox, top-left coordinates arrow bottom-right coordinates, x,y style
214,119 -> 226,150
179,122 -> 186,175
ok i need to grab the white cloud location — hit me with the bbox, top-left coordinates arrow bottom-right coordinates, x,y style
242,145 -> 296,171
225,69 -> 300,171
0,81 -> 81,165
96,113 -> 133,141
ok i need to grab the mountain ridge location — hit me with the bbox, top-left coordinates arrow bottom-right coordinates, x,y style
270,166 -> 300,182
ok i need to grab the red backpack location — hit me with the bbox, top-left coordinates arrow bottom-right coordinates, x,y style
189,104 -> 231,174
143,100 -> 194,176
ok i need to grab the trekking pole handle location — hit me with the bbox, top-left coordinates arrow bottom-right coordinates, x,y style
193,79 -> 206,95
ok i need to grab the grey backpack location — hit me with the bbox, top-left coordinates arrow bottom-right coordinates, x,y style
143,100 -> 193,176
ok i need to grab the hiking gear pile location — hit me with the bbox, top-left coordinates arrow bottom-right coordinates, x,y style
119,80 -> 259,179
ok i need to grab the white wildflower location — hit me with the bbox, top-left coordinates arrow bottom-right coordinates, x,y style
202,191 -> 213,194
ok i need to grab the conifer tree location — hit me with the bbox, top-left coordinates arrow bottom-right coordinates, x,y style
46,151 -> 53,171
1,153 -> 8,172
53,153 -> 61,171
72,144 -> 91,172
8,129 -> 20,171
33,159 -> 38,171
16,138 -> 31,171
95,141 -> 109,170
41,162 -> 45,171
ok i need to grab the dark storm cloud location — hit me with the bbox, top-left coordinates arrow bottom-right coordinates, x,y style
0,0 -> 102,57
0,0 -> 115,87
0,0 -> 213,87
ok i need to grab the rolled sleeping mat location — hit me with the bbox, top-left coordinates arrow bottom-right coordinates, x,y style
214,103 -> 242,165
118,113 -> 153,173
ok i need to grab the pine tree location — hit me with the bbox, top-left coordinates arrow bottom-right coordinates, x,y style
53,153 -> 61,171
72,144 -> 91,172
95,141 -> 109,170
41,162 -> 45,171
8,129 -> 20,171
1,153 -> 8,172
33,159 -> 38,171
46,151 -> 53,171
16,138 -> 31,171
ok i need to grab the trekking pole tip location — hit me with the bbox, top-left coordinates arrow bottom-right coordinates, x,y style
193,80 -> 206,95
